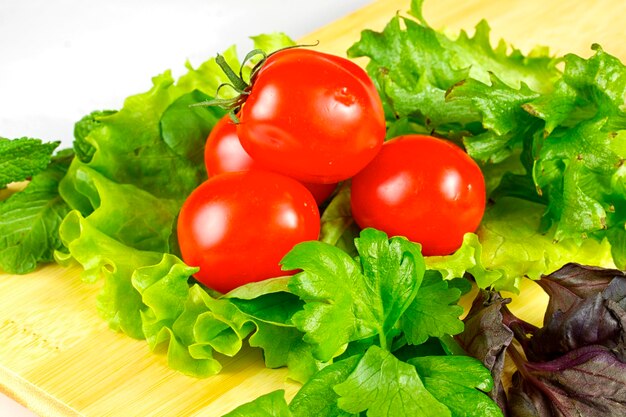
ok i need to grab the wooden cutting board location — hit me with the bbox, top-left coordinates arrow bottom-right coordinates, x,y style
2,0 -> 625,415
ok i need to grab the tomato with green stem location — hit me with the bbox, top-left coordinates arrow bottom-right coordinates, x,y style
177,170 -> 321,293
350,135 -> 486,256
207,47 -> 386,184
204,114 -> 337,205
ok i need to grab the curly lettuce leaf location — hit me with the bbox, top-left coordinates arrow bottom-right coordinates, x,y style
73,110 -> 116,163
57,210 -> 161,338
347,0 -> 558,141
59,207 -> 309,377
427,197 -> 615,292
60,163 -> 180,253
348,0 -> 625,273
60,77 -> 224,205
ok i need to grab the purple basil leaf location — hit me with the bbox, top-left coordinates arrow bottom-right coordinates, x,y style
456,290 -> 514,412
529,266 -> 626,361
538,263 -> 625,320
507,372 -> 553,417
509,345 -> 626,417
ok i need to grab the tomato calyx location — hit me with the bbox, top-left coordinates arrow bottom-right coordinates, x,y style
192,43 -> 319,121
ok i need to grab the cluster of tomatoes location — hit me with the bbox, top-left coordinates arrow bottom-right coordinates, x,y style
177,48 -> 486,293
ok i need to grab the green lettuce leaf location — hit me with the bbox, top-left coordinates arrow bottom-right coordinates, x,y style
54,32 -> 297,346
426,197 -> 615,292
348,0 -> 624,275
57,210 -> 161,338
347,1 -> 558,142
73,110 -> 116,163
60,164 -> 180,253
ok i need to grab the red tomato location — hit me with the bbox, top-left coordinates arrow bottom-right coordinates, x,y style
177,170 -> 320,293
350,135 -> 486,256
204,115 -> 254,176
204,115 -> 337,204
237,48 -> 385,184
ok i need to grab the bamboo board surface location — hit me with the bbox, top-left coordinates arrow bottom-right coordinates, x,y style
2,0 -> 625,415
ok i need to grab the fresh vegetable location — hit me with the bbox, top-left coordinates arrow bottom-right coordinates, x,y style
349,0 -> 626,269
204,114 -> 336,205
223,228 -> 501,416
204,114 -> 249,176
351,134 -> 486,256
236,48 -> 386,184
177,170 -> 320,293
0,1 -> 625,416
73,110 -> 117,163
458,264 -> 626,416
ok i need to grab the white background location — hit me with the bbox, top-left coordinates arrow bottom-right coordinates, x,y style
0,0 -> 373,149
0,1 -> 372,415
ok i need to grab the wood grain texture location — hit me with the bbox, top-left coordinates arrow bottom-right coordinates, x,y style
2,0 -> 625,415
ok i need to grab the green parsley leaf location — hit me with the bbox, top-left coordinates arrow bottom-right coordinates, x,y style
421,378 -> 503,417
289,355 -> 360,417
284,228 -> 425,361
222,390 -> 292,417
409,355 -> 502,416
334,345 -> 451,417
409,355 -> 494,392
399,270 -> 464,345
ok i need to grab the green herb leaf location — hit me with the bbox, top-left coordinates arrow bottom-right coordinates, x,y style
289,355 -> 360,417
0,151 -> 72,273
334,345 -> 451,417
222,390 -> 292,417
400,271 -> 464,345
409,355 -> 494,392
421,378 -> 504,417
284,228 -> 425,361
0,137 -> 60,188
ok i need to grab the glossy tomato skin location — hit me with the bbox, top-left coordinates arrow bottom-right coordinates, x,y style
204,115 -> 255,177
177,170 -> 320,293
350,135 -> 486,256
237,48 -> 385,184
204,115 -> 337,205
